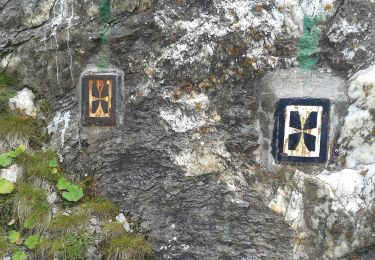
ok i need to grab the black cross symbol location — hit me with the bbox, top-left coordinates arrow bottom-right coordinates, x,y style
91,81 -> 110,114
288,111 -> 317,152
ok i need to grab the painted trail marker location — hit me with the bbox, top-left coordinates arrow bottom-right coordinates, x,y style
82,74 -> 116,126
80,67 -> 124,127
275,98 -> 330,163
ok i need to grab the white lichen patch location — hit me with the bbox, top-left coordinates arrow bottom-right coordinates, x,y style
25,0 -> 55,27
9,88 -> 37,117
328,18 -> 367,43
266,166 -> 375,258
175,141 -> 229,176
160,92 -> 215,133
0,164 -> 21,183
267,170 -> 307,230
339,64 -> 375,168
318,164 -> 375,213
160,108 -> 206,133
154,0 -> 303,71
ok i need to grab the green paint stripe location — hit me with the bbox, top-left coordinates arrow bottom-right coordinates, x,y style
99,0 -> 111,68
297,16 -> 321,70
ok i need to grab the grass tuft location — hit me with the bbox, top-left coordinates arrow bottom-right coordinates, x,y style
107,234 -> 153,260
0,235 -> 12,258
15,151 -> 62,182
49,212 -> 88,233
81,198 -> 120,219
0,73 -> 16,115
38,233 -> 93,260
0,114 -> 37,139
0,193 -> 16,228
103,222 -> 126,241
15,182 -> 51,232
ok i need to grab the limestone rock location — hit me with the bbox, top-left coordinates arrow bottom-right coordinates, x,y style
9,88 -> 37,117
1,0 -> 375,259
0,164 -> 21,183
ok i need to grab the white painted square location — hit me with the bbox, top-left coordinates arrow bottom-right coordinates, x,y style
283,105 -> 323,157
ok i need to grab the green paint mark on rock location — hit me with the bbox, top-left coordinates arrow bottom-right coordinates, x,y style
297,16 -> 321,70
99,0 -> 111,69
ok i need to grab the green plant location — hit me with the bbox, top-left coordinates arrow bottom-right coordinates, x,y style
57,178 -> 84,202
12,250 -> 27,260
49,159 -> 58,174
107,234 -> 153,260
15,183 -> 50,231
37,236 -> 65,259
49,213 -> 88,233
0,73 -> 14,89
0,73 -> 16,115
63,233 -> 94,260
15,151 -> 61,182
8,230 -> 21,244
81,198 -> 119,219
0,235 -> 11,258
38,234 -> 93,260
0,153 -> 12,167
0,179 -> 15,194
0,144 -> 26,168
103,222 -> 126,240
0,114 -> 38,139
40,100 -> 53,121
25,234 -> 40,250
0,193 -> 16,227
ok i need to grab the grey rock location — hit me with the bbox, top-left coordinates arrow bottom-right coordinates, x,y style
1,0 -> 375,259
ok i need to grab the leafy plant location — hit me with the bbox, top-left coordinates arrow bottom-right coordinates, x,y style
15,150 -> 61,182
57,178 -> 84,202
48,159 -> 57,168
8,230 -> 21,244
8,144 -> 26,158
0,179 -> 15,194
0,144 -> 26,168
25,234 -> 40,250
0,153 -> 12,167
12,250 -> 27,260
49,159 -> 58,174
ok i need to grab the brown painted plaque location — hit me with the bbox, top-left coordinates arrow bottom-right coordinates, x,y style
82,74 -> 116,126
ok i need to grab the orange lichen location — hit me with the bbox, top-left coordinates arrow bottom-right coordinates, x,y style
194,103 -> 203,112
145,67 -> 156,78
244,57 -> 256,68
255,4 -> 264,12
171,89 -> 182,101
228,45 -> 243,56
363,85 -> 372,97
324,4 -> 333,12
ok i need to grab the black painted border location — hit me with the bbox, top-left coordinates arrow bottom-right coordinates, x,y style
82,74 -> 117,127
276,98 -> 330,163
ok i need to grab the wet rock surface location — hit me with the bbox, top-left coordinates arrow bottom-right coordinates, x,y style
1,0 -> 375,259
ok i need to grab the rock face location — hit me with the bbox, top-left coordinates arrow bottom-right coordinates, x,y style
1,0 -> 375,259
